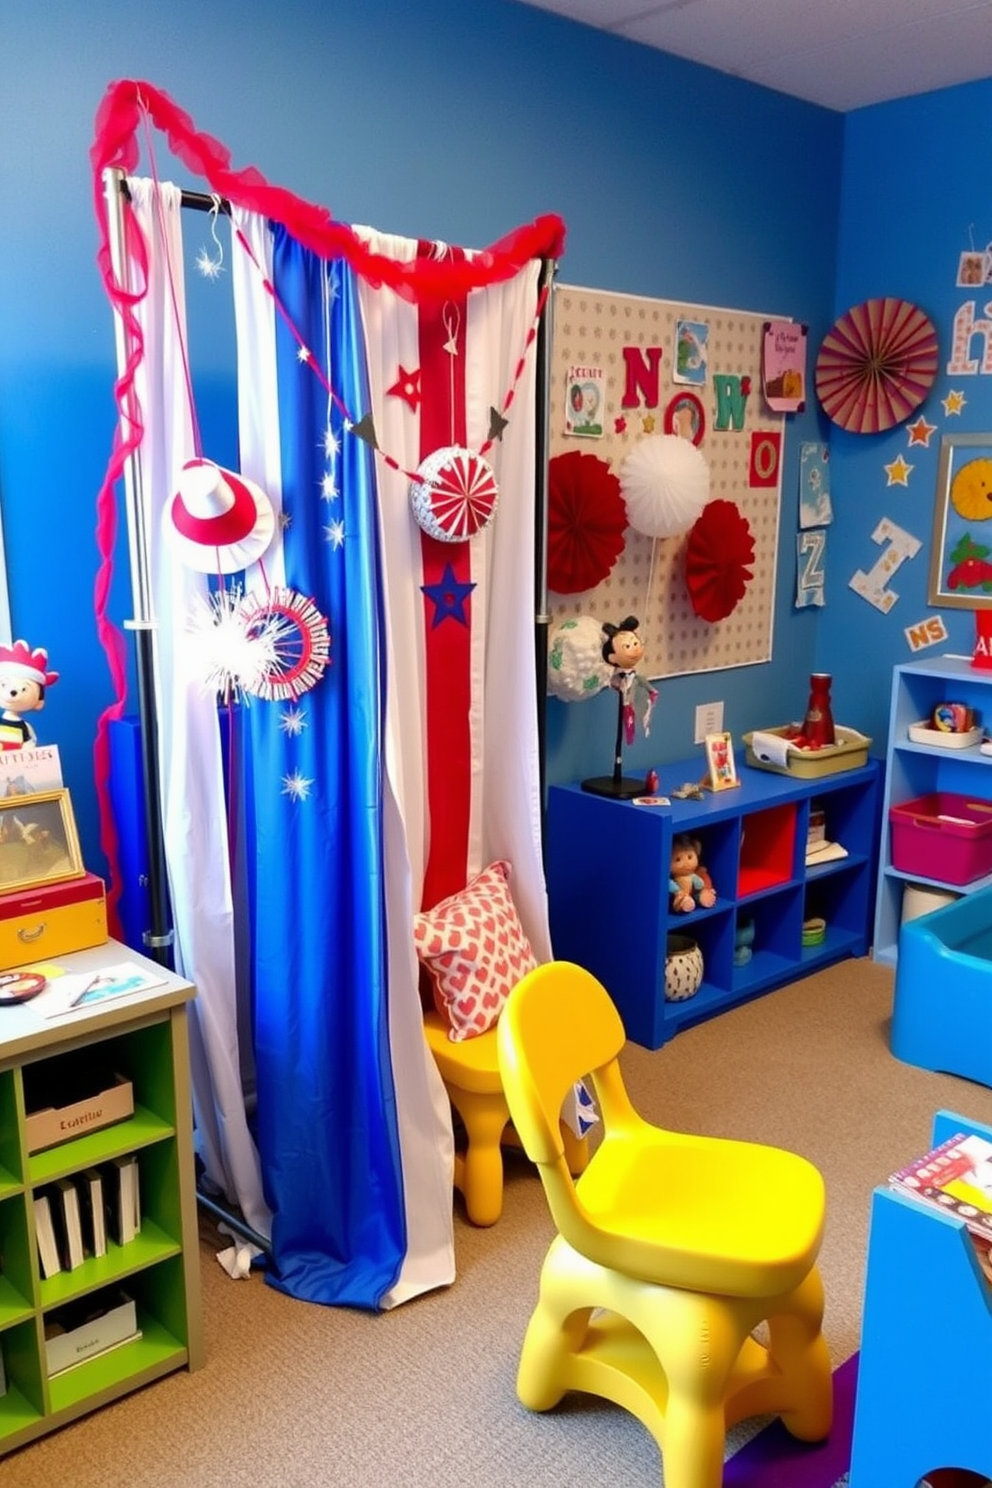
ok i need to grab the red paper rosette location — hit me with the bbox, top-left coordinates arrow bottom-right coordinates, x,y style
814,298 -> 938,434
684,500 -> 756,623
546,450 -> 627,594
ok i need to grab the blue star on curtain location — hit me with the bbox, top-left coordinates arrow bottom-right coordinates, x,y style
421,562 -> 476,627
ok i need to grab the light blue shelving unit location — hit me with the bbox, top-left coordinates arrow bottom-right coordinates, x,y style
849,1109 -> 992,1487
872,655 -> 992,968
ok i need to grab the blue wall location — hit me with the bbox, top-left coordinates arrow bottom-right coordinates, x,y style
817,80 -> 992,747
2,0 -> 973,877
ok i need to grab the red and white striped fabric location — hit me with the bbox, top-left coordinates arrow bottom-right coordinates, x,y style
357,231 -> 551,1304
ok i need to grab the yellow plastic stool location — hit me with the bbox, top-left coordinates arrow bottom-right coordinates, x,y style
497,962 -> 833,1488
424,1009 -> 588,1227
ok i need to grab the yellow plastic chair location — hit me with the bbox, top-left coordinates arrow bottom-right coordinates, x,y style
424,1009 -> 589,1227
496,962 -> 832,1488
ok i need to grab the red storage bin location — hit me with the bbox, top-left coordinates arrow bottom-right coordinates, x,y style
890,792 -> 992,885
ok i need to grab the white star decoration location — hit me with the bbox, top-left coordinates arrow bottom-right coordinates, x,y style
322,427 -> 341,459
195,246 -> 224,281
320,471 -> 339,501
325,520 -> 346,548
279,706 -> 307,736
282,769 -> 314,802
296,345 -> 312,364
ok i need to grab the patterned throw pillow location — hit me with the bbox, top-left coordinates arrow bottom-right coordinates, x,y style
413,860 -> 538,1041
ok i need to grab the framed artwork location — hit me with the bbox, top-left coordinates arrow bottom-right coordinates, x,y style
928,434 -> 992,609
704,732 -> 739,792
0,788 -> 85,893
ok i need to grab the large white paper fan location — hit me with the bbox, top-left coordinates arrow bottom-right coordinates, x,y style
620,434 -> 710,539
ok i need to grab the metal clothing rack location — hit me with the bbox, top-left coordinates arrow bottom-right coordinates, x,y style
102,166 -> 556,1257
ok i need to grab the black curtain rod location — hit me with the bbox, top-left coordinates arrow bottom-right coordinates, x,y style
119,176 -> 230,215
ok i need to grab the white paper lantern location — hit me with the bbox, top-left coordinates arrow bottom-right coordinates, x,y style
620,434 -> 710,539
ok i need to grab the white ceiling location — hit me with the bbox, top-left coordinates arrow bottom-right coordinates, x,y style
515,0 -> 992,111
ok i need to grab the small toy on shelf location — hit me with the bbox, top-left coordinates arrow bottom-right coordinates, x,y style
669,833 -> 716,913
734,917 -> 755,966
0,640 -> 59,751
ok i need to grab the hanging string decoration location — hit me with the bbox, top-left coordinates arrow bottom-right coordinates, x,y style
619,434 -> 711,539
684,499 -> 756,622
409,446 -> 499,542
546,450 -> 627,594
226,221 -> 549,544
236,587 -> 331,702
814,297 -> 939,434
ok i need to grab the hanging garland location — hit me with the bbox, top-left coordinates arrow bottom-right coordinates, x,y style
90,80 -> 563,913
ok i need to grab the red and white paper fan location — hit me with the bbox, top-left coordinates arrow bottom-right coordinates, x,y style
409,445 -> 499,542
814,298 -> 938,434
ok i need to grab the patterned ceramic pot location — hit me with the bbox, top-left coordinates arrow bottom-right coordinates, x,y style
664,934 -> 704,1002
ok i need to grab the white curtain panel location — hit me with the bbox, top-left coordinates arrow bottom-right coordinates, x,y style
356,235 -> 549,1305
128,179 -> 270,1238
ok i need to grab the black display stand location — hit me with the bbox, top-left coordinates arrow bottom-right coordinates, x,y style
581,682 -> 644,799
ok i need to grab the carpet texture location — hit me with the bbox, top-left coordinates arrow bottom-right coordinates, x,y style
724,1352 -> 857,1488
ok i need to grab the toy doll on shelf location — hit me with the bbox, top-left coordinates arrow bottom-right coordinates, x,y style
0,640 -> 58,751
669,833 -> 716,913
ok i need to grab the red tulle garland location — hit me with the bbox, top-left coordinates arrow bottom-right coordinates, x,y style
91,80 -> 566,305
88,78 -> 568,928
546,451 -> 628,594
684,499 -> 756,622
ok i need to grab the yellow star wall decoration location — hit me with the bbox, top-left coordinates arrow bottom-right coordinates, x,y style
885,454 -> 914,486
943,389 -> 967,415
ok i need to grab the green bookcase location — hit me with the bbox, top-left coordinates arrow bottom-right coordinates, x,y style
0,941 -> 203,1457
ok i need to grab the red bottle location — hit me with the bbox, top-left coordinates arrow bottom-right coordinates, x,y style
803,673 -> 836,749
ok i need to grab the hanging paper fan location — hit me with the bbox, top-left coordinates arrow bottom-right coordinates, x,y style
409,445 -> 499,542
546,451 -> 627,594
237,587 -> 331,701
619,434 -> 710,539
684,500 -> 756,623
814,298 -> 938,434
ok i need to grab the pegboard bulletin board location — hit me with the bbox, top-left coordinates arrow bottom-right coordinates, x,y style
549,283 -> 790,680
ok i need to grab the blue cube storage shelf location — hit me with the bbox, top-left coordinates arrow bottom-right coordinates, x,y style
546,755 -> 881,1049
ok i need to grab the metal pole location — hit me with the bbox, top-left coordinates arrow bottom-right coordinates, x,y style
534,258 -> 556,852
103,168 -> 174,965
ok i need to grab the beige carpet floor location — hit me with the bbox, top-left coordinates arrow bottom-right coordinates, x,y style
5,956 -> 989,1486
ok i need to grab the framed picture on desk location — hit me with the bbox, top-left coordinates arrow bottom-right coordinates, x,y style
0,788 -> 85,893
704,732 -> 739,792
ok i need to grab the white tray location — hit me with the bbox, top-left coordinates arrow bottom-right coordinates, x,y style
908,721 -> 982,749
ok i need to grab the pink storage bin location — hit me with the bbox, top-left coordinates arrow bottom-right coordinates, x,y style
890,792 -> 992,885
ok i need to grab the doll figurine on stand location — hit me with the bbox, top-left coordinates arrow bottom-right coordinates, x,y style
0,641 -> 59,751
602,615 -> 658,745
670,833 -> 717,913
581,616 -> 659,800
